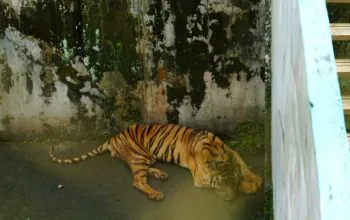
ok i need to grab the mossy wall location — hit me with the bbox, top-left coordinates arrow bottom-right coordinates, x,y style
0,0 -> 267,140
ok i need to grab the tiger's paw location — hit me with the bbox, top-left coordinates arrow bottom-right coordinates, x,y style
245,173 -> 263,189
250,174 -> 263,189
149,168 -> 168,180
148,191 -> 164,201
154,171 -> 168,180
238,181 -> 259,194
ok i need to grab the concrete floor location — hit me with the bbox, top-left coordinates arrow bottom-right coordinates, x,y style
0,140 -> 265,220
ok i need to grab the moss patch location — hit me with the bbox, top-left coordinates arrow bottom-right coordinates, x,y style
264,185 -> 274,220
223,121 -> 264,154
339,77 -> 350,95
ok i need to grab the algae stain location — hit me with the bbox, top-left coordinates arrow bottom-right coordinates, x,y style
61,38 -> 73,64
25,71 -> 33,94
1,115 -> 14,127
39,67 -> 57,98
166,83 -> 188,123
1,65 -> 13,93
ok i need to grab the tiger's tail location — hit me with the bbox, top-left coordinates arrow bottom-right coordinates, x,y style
49,142 -> 109,165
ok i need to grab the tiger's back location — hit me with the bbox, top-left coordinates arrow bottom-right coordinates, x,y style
112,124 -> 210,167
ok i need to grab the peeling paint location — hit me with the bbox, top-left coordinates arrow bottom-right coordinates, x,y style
0,27 -> 103,140
136,80 -> 169,123
177,71 -> 265,133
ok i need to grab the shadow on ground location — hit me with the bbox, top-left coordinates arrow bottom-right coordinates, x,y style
0,140 -> 265,220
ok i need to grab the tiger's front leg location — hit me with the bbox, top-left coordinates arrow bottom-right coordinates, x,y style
129,160 -> 164,201
187,159 -> 211,188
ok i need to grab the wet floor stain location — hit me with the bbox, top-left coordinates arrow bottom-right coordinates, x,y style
0,141 -> 265,220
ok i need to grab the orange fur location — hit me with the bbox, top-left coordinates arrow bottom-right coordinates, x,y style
49,124 -> 262,200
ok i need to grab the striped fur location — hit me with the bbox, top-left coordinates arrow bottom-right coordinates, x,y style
49,124 -> 262,201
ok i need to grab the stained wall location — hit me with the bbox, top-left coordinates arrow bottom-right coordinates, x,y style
0,0 -> 267,140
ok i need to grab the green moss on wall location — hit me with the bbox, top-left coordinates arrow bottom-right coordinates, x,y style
82,0 -> 141,85
0,2 -> 18,36
223,121 -> 265,154
18,0 -> 67,46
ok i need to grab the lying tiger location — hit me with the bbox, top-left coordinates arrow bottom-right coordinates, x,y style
49,124 -> 262,201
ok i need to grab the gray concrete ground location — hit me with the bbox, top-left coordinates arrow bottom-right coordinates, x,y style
0,140 -> 265,220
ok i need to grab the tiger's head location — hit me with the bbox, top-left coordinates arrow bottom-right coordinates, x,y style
190,131 -> 242,200
205,156 -> 241,201
196,131 -> 242,201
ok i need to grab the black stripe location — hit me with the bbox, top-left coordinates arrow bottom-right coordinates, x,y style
187,132 -> 196,145
149,126 -> 169,152
133,124 -> 140,141
175,153 -> 181,165
147,124 -> 165,138
119,133 -> 146,157
180,127 -> 189,141
163,144 -> 171,162
148,125 -> 165,143
203,146 -> 218,157
140,126 -> 147,145
133,168 -> 148,177
220,143 -> 225,151
124,130 -> 150,155
198,133 -> 208,141
131,160 -> 150,167
147,134 -> 158,150
169,142 -> 177,163
153,133 -> 168,156
127,127 -> 135,141
154,125 -> 175,155
202,143 -> 212,147
173,126 -> 183,138
145,125 -> 153,136
168,142 -> 175,164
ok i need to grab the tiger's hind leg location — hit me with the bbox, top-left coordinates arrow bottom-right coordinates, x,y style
130,160 -> 164,201
148,168 -> 168,180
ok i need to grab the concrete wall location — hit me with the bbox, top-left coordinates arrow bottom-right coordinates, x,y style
0,0 -> 267,140
272,0 -> 350,219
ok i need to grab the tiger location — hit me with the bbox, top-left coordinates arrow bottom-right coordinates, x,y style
49,124 -> 262,201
